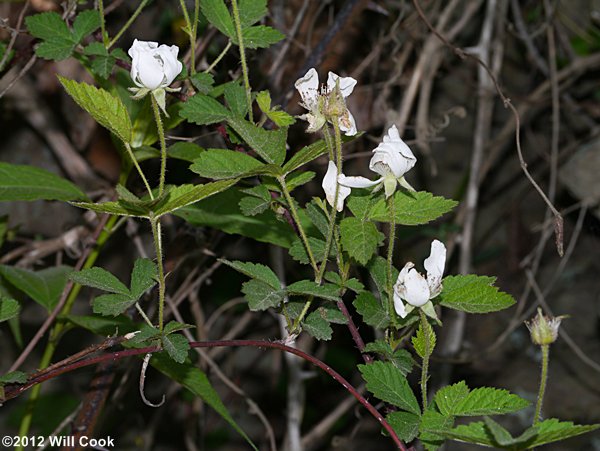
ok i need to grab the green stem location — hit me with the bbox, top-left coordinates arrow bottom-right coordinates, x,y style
205,40 -> 232,73
191,0 -> 200,74
151,217 -> 166,333
107,0 -> 150,49
323,125 -> 335,161
150,94 -> 167,198
534,344 -> 550,424
419,310 -> 431,412
124,142 -> 154,200
230,0 -> 253,122
178,0 -> 198,74
387,195 -> 398,328
15,215 -> 118,449
98,0 -> 109,47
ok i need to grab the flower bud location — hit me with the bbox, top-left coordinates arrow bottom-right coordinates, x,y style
525,308 -> 564,346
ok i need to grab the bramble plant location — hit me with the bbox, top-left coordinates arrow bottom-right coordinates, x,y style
0,1 -> 598,449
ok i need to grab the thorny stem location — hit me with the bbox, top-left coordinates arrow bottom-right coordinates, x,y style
98,0 -> 109,47
419,310 -> 431,412
5,340 -> 408,450
150,217 -> 166,333
107,0 -> 150,49
534,344 -> 550,424
229,0 -> 253,121
387,195 -> 398,328
15,215 -> 118,449
124,142 -> 154,200
150,94 -> 167,198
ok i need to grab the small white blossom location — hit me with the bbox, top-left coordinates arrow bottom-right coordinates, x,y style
338,125 -> 416,198
393,240 -> 446,319
526,308 -> 565,346
294,68 -> 357,136
322,161 -> 351,212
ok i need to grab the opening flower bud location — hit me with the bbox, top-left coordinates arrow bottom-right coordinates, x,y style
525,308 -> 565,346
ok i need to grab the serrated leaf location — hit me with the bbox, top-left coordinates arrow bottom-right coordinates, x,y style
287,280 -> 340,301
267,110 -> 295,127
0,370 -> 27,384
190,149 -> 265,179
283,139 -> 328,174
241,25 -> 285,49
285,170 -> 315,191
359,361 -> 420,414
71,199 -> 149,218
153,180 -> 239,217
227,116 -> 286,165
59,77 -> 132,144
366,255 -> 398,301
239,195 -> 270,216
69,267 -> 130,295
303,309 -> 333,340
190,72 -> 215,94
180,93 -> 231,125
363,340 -> 414,375
220,259 -> 280,289
224,83 -> 248,117
163,320 -> 195,335
162,333 -> 190,363
347,192 -> 378,220
92,293 -> 137,316
528,418 -> 600,448
453,386 -> 529,416
340,217 -> 384,265
0,265 -> 71,311
25,12 -> 75,60
387,411 -> 421,442
130,258 -> 157,300
84,43 -> 114,79
412,319 -> 436,359
0,297 -> 20,323
368,191 -> 457,225
256,90 -> 271,112
238,0 -> 267,27
150,353 -> 258,450
35,37 -> 77,60
241,279 -> 285,311
483,416 -> 524,446
0,163 -> 86,202
420,410 -> 455,451
288,236 -> 332,265
438,275 -> 515,313
434,381 -> 470,416
126,324 -> 161,346
71,10 -> 100,42
201,0 -> 235,38
353,291 -> 389,329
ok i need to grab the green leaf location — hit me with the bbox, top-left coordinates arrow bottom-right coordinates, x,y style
190,72 -> 215,94
59,77 -> 132,144
153,180 -> 239,217
190,149 -> 265,179
289,236 -> 328,264
347,192 -> 378,220
241,25 -> 285,49
130,258 -> 158,300
25,12 -> 75,60
287,280 -> 340,301
224,82 -> 248,117
201,0 -> 235,38
285,170 -> 315,191
241,279 -> 285,311
71,10 -> 101,42
283,139 -> 328,174
412,319 -> 436,359
0,163 -> 86,202
176,188 -> 297,248
363,340 -> 414,375
238,0 -> 267,26
163,320 -> 195,335
219,259 -> 281,289
0,297 -> 20,323
227,116 -> 287,165
0,265 -> 71,311
434,381 -> 470,417
92,293 -> 137,316
69,267 -> 130,295
150,353 -> 257,450
387,411 -> 420,443
359,361 -> 420,415
239,195 -> 270,216
438,275 -> 515,313
71,199 -> 148,218
65,314 -> 136,336
483,416 -> 524,447
451,386 -> 529,416
368,191 -> 457,225
420,410 -> 454,451
339,217 -> 384,265
84,42 -> 114,79
303,309 -> 333,340
179,93 -> 231,125
162,333 -> 190,364
0,370 -> 27,384
366,255 -> 398,301
353,291 -> 389,329
267,110 -> 295,127
528,418 -> 600,448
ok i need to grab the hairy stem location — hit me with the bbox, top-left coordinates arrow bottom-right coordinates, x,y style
150,94 -> 167,198
534,344 -> 550,424
108,0 -> 150,49
419,310 -> 431,412
124,142 -> 154,200
230,0 -> 253,121
98,0 -> 109,47
150,217 -> 166,333
387,195 -> 397,327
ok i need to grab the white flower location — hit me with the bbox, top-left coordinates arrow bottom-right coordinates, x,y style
294,68 -> 357,136
393,239 -> 446,318
338,125 -> 416,198
128,39 -> 182,90
322,161 -> 351,212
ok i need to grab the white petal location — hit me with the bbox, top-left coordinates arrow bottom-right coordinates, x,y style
327,72 -> 357,98
156,44 -> 182,86
322,161 -> 350,212
339,109 -> 357,136
384,124 -> 401,142
424,239 -> 446,297
128,39 -> 158,59
135,53 -> 165,90
393,262 -> 414,300
338,174 -> 381,188
403,268 -> 431,307
295,68 -> 319,108
393,292 -> 408,318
